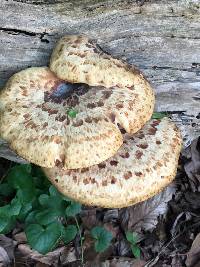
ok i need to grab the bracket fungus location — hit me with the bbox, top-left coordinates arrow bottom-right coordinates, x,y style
0,36 -> 154,169
50,35 -> 155,135
43,118 -> 182,208
0,35 -> 182,208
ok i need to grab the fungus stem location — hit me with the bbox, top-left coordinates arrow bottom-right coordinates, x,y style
74,216 -> 84,264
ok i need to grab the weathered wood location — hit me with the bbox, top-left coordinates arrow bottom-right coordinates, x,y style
0,0 -> 199,162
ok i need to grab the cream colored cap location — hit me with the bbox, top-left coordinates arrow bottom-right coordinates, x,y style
50,35 -> 155,134
43,118 -> 182,208
0,67 -> 123,169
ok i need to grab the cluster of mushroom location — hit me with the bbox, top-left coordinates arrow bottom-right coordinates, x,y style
0,35 -> 182,208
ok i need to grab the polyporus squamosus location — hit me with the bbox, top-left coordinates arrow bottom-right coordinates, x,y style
43,118 -> 182,208
0,35 -> 182,208
0,36 -> 154,169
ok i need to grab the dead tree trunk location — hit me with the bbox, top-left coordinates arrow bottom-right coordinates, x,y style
0,0 -> 199,162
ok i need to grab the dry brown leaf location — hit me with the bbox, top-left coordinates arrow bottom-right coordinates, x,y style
85,257 -> 146,267
186,233 -> 200,267
184,138 -> 200,191
17,244 -> 75,266
115,233 -> 130,257
103,210 -> 119,223
13,232 -> 26,243
59,246 -> 77,265
171,256 -> 185,267
0,235 -> 16,266
81,208 -> 99,230
120,184 -> 176,233
35,263 -> 50,267
0,247 -> 10,267
170,212 -> 193,237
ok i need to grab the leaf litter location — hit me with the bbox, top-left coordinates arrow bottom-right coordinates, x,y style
0,137 -> 199,266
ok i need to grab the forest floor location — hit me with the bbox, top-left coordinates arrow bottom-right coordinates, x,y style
0,137 -> 199,267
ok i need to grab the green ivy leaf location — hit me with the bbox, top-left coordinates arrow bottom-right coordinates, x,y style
23,164 -> 32,174
25,222 -> 61,254
0,215 -> 11,232
38,192 -> 65,217
16,188 -> 36,204
67,109 -> 78,118
31,165 -> 50,190
0,183 -> 14,197
62,196 -> 71,202
0,215 -> 15,234
18,203 -> 32,221
25,210 -> 37,225
0,196 -> 20,234
7,165 -> 33,189
0,197 -> 22,217
38,186 -> 64,209
152,112 -> 168,119
35,188 -> 45,197
38,194 -> 49,206
61,225 -> 77,244
126,232 -> 141,258
49,185 -> 60,196
7,165 -> 36,203
36,210 -> 59,226
125,231 -> 138,245
131,244 -> 141,258
38,189 -> 60,206
91,226 -> 113,252
65,202 -> 81,217
36,186 -> 66,225
8,197 -> 22,216
0,200 -> 5,206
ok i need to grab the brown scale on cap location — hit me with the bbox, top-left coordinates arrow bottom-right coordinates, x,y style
135,150 -> 143,159
135,172 -> 143,177
43,118 -> 182,208
110,160 -> 118,166
116,103 -> 124,109
120,152 -> 130,158
56,115 -> 67,122
124,171 -> 132,180
102,90 -> 113,100
98,163 -> 106,169
137,143 -> 148,149
73,119 -> 84,127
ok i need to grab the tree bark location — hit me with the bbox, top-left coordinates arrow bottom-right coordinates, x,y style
0,0 -> 199,162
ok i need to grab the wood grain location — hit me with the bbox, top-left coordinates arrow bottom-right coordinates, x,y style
0,0 -> 199,162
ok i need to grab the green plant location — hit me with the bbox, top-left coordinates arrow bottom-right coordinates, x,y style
126,231 -> 141,258
67,108 -> 78,118
0,164 -> 79,255
91,226 -> 113,252
152,112 -> 168,119
0,163 -> 113,261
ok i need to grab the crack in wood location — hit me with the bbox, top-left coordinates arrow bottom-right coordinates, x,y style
12,0 -> 68,4
168,34 -> 200,40
192,96 -> 200,101
0,27 -> 49,42
0,27 -> 37,36
144,65 -> 200,73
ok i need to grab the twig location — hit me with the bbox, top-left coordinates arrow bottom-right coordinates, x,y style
74,216 -> 84,265
145,220 -> 200,267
